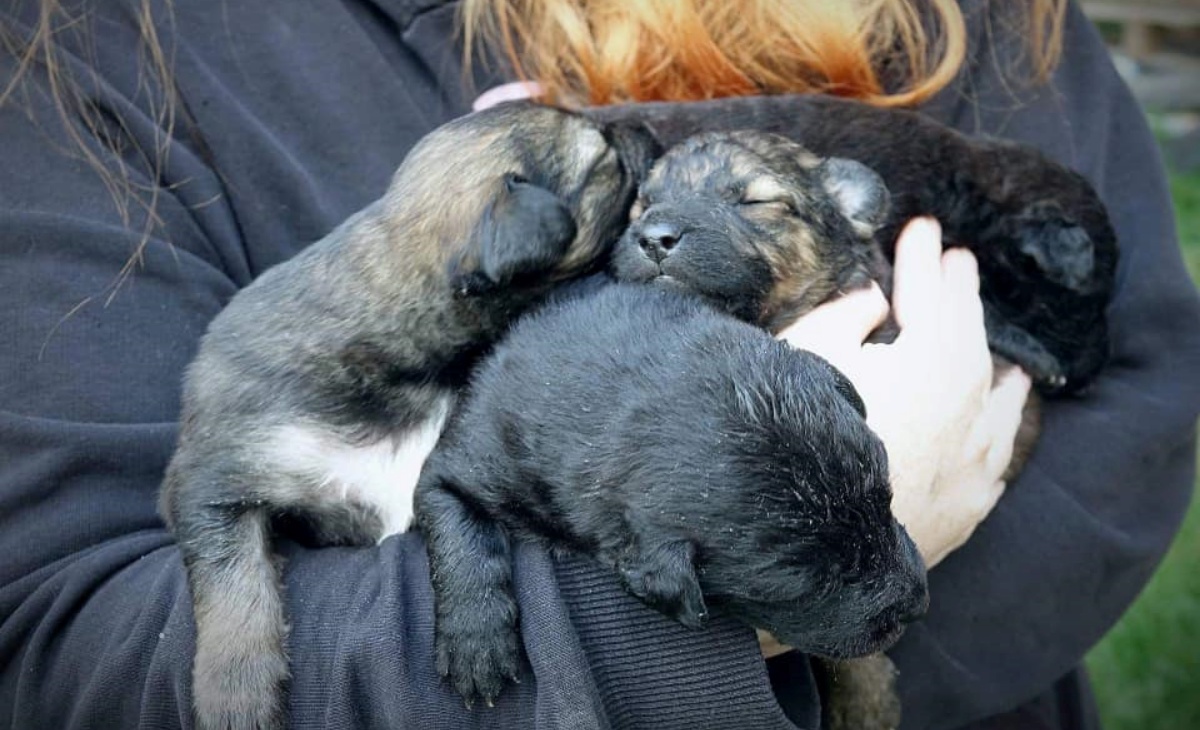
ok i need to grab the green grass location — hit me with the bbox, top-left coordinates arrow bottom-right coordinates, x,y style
1169,170 -> 1200,278
1084,167 -> 1200,730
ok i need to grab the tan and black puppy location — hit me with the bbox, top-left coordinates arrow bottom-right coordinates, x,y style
613,130 -> 889,331
158,101 -> 656,730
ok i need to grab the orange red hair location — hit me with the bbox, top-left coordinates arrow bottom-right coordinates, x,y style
461,0 -> 1067,108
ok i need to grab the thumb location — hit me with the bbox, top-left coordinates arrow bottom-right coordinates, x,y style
777,283 -> 889,352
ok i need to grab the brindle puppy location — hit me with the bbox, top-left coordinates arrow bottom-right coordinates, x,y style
614,130 -> 888,329
158,101 -> 656,730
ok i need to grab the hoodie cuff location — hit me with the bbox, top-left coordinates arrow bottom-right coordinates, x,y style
555,554 -> 807,730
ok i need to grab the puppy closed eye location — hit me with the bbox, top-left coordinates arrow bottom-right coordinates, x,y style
504,172 -> 531,189
740,178 -> 796,215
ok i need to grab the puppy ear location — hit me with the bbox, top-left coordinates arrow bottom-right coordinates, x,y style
1013,201 -> 1096,293
619,540 -> 709,629
474,174 -> 578,290
819,158 -> 890,234
812,354 -> 867,420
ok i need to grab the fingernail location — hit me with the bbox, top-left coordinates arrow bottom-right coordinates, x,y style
472,81 -> 543,111
947,247 -> 978,270
1000,366 -> 1032,391
944,248 -> 979,282
1013,368 -> 1032,390
910,217 -> 942,241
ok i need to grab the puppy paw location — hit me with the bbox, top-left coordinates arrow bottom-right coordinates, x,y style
619,540 -> 709,629
1013,202 -> 1097,294
434,595 -> 523,707
983,307 -> 1069,392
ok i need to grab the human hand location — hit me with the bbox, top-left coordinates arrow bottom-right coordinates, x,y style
759,218 -> 1029,659
777,218 -> 1031,569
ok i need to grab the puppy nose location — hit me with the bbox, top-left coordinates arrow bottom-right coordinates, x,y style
638,222 -> 681,263
895,526 -> 929,623
897,582 -> 930,624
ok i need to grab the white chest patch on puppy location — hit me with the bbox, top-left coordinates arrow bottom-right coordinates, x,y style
264,396 -> 451,539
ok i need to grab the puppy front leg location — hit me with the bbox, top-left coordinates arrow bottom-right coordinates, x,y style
982,304 -> 1067,389
617,539 -> 709,629
414,474 -> 521,707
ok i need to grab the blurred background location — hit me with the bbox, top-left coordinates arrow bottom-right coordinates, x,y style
1078,2 -> 1199,728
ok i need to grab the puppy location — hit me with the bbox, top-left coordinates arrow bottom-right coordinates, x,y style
611,128 -> 1117,730
158,102 -> 656,730
414,281 -> 930,705
589,95 -> 1119,395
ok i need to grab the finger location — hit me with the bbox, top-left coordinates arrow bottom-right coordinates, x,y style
974,478 -> 1008,524
940,249 -> 986,352
984,367 -> 1033,478
941,477 -> 1007,565
955,478 -> 1007,551
891,218 -> 944,335
777,283 -> 889,352
472,81 -> 543,111
962,361 -> 1029,465
936,250 -> 992,401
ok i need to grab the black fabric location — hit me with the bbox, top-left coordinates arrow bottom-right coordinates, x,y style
958,670 -> 1101,730
0,1 -> 1195,730
890,4 -> 1200,729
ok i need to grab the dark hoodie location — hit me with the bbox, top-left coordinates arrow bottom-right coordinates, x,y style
0,1 -> 1196,729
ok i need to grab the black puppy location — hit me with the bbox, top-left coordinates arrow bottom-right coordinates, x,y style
414,281 -> 929,706
159,102 -> 656,730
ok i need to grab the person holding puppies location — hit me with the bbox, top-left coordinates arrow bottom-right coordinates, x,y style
1,2 -> 1197,730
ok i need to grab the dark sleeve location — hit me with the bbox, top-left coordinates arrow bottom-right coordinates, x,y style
0,8 -> 804,730
889,3 -> 1200,728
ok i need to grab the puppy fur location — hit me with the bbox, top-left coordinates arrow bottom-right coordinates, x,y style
414,281 -> 929,705
589,94 -> 1119,395
610,126 -> 1114,730
158,102 -> 657,730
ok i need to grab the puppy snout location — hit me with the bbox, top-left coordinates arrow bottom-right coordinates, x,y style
897,581 -> 930,624
895,527 -> 930,624
638,222 -> 682,263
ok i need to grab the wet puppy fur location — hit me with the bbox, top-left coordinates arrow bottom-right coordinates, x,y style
589,94 -> 1119,396
414,281 -> 929,705
157,102 -> 657,730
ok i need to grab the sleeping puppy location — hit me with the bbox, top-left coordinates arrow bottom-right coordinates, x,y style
589,94 -> 1119,396
610,128 -> 1114,729
158,102 -> 657,730
414,281 -> 930,706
